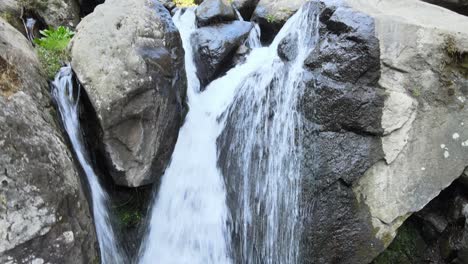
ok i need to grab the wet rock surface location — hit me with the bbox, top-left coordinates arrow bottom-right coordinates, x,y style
0,18 -> 97,264
191,20 -> 253,89
299,1 -> 386,263
71,0 -> 187,187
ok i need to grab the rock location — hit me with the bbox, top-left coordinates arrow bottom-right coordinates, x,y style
277,32 -> 298,62
0,0 -> 24,33
252,0 -> 305,43
299,0 -> 468,263
0,18 -> 97,263
21,0 -> 80,28
422,0 -> 468,16
348,0 -> 468,253
71,0 -> 187,187
159,0 -> 176,12
195,0 -> 236,27
299,2 -> 386,263
231,0 -> 259,20
191,20 -> 253,89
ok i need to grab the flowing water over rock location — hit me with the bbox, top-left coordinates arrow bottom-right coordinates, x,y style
140,3 -> 320,263
51,66 -> 126,264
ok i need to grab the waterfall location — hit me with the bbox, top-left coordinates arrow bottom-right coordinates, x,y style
140,2 -> 320,263
51,66 -> 126,264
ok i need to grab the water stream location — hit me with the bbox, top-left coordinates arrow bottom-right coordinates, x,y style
140,3 -> 320,263
51,67 -> 126,264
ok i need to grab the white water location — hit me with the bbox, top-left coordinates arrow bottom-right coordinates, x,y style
140,3 -> 320,263
52,67 -> 126,264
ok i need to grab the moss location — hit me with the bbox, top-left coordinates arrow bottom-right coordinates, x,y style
0,57 -> 21,97
0,11 -> 16,25
117,208 -> 142,228
372,222 -> 426,264
443,35 -> 468,76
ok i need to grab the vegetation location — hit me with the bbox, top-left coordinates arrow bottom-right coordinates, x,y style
117,209 -> 142,228
266,14 -> 278,23
174,0 -> 196,7
34,26 -> 74,79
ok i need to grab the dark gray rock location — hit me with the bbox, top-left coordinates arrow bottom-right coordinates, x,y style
71,0 -> 187,187
0,18 -> 97,263
277,32 -> 298,62
298,1 -> 386,263
195,0 -> 236,27
422,0 -> 468,16
301,181 -> 384,264
191,20 -> 253,89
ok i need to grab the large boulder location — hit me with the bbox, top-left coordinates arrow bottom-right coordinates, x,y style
71,0 -> 187,187
299,0 -> 468,263
191,20 -> 253,89
422,0 -> 468,16
195,0 -> 237,27
0,18 -> 97,263
252,0 -> 305,43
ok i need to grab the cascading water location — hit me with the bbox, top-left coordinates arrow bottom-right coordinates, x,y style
219,4 -> 320,263
140,2 -> 320,263
51,66 -> 126,264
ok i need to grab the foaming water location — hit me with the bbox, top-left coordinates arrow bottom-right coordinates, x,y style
52,67 -> 126,264
140,3 -> 320,263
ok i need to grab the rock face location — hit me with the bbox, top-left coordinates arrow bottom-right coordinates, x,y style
422,0 -> 468,16
0,18 -> 97,263
252,0 -> 305,43
298,0 -> 468,263
191,20 -> 253,89
196,0 -> 236,27
71,0 -> 187,187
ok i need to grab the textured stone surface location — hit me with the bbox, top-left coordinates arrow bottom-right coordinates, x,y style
349,0 -> 468,249
195,0 -> 236,27
298,1 -> 386,263
71,0 -> 187,187
191,20 -> 253,89
0,18 -> 97,263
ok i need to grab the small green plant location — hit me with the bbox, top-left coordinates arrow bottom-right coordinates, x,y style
34,26 -> 74,79
266,14 -> 277,23
174,0 -> 196,7
410,87 -> 421,97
